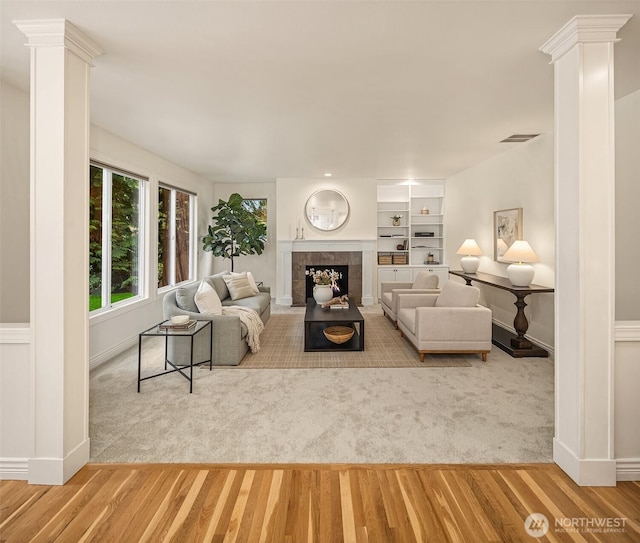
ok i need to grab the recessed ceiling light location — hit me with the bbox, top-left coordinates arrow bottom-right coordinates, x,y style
500,134 -> 540,143
324,173 -> 332,177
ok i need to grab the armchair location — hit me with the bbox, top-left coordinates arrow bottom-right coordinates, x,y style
380,270 -> 440,328
396,281 -> 492,362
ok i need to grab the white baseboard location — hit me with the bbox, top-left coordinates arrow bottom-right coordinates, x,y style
275,296 -> 293,306
553,438 -> 617,486
616,459 -> 640,481
90,335 -> 138,370
0,458 -> 29,480
28,438 -> 90,485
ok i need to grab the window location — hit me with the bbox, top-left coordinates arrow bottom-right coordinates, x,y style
158,185 -> 195,289
89,163 -> 145,312
242,198 -> 267,235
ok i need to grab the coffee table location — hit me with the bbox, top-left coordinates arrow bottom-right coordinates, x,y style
304,298 -> 364,352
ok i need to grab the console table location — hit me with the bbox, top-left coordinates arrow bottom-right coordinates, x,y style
449,270 -> 554,358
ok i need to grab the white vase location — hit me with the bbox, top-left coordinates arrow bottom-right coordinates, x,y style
313,284 -> 333,305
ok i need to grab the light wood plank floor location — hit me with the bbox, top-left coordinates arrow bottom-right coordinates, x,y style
1,463 -> 639,542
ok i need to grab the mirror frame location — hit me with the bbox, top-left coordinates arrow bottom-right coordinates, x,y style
305,189 -> 350,232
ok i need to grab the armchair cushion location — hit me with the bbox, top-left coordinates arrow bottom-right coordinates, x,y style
435,280 -> 479,307
412,270 -> 439,289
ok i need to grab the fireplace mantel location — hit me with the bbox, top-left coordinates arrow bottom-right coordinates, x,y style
277,239 -> 376,306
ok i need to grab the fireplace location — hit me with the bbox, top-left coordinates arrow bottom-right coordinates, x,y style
292,251 -> 361,306
276,239 -> 376,306
305,265 -> 349,300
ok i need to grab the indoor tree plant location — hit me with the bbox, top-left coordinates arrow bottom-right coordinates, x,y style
202,193 -> 267,272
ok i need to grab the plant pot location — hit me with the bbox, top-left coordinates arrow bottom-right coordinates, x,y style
313,284 -> 333,305
392,219 -> 401,226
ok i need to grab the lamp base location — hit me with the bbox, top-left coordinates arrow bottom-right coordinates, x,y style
460,256 -> 480,274
506,263 -> 535,286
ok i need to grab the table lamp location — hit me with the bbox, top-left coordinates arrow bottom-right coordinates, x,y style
502,240 -> 539,286
456,239 -> 483,273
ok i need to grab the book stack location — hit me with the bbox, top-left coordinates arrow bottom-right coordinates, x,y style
159,320 -> 197,331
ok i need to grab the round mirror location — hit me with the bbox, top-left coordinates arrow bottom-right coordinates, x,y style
305,189 -> 350,231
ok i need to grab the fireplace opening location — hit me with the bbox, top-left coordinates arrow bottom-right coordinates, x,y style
305,265 -> 349,301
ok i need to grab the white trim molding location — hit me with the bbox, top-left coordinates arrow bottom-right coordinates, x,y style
0,324 -> 31,344
553,438 -> 617,486
614,321 -> 640,342
539,14 -> 633,62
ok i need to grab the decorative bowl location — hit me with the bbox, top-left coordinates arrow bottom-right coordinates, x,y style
323,326 -> 355,344
171,315 -> 190,325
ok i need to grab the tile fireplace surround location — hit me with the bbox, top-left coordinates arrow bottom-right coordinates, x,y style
276,240 -> 376,306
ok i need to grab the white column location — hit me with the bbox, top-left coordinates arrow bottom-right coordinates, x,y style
15,19 -> 103,485
540,14 -> 631,486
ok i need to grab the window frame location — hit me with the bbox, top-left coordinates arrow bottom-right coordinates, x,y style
89,161 -> 147,315
157,182 -> 197,292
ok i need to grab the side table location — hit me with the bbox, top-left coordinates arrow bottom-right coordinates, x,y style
138,320 -> 213,393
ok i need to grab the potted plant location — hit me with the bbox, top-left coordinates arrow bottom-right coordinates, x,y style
391,214 -> 403,226
202,193 -> 267,272
305,268 -> 342,304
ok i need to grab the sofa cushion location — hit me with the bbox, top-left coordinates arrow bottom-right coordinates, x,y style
412,271 -> 439,289
223,272 -> 255,301
222,291 -> 270,316
209,271 -> 231,300
194,280 -> 223,315
435,281 -> 480,307
175,282 -> 201,312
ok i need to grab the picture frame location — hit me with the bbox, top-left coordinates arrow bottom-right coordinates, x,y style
493,207 -> 523,262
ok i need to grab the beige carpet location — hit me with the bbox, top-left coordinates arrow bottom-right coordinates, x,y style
237,313 -> 472,368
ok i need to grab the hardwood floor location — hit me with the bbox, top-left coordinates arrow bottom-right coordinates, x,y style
1,464 -> 639,542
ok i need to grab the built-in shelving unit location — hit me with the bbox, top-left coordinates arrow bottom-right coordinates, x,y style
376,180 -> 449,298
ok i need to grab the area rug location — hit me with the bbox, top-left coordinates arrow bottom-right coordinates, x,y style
236,313 -> 473,368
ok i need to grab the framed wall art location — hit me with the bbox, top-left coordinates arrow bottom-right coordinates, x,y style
493,207 -> 523,262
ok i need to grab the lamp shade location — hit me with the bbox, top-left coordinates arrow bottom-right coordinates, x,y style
456,239 -> 483,256
456,239 -> 482,274
502,240 -> 539,263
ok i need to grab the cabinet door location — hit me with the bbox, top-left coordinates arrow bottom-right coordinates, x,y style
413,265 -> 449,287
377,267 -> 413,299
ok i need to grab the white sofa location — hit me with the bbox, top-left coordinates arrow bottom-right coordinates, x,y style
396,280 -> 492,362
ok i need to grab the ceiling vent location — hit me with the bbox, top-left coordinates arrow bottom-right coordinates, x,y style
500,134 -> 540,143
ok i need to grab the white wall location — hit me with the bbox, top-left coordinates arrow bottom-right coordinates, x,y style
89,126 -> 215,367
615,90 -> 640,321
614,89 -> 640,474
0,81 -> 30,323
211,182 -> 278,294
444,134 -> 556,350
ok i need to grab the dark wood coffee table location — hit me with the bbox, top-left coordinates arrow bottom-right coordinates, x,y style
304,298 -> 364,352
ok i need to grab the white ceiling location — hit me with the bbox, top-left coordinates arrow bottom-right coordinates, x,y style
2,1 -> 639,183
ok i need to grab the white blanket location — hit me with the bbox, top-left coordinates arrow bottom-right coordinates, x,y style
222,306 -> 264,353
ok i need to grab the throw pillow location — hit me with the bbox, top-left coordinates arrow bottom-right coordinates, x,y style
232,271 -> 260,295
175,283 -> 200,313
412,271 -> 439,289
194,280 -> 222,315
435,281 -> 480,307
223,272 -> 255,301
209,271 -> 231,300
